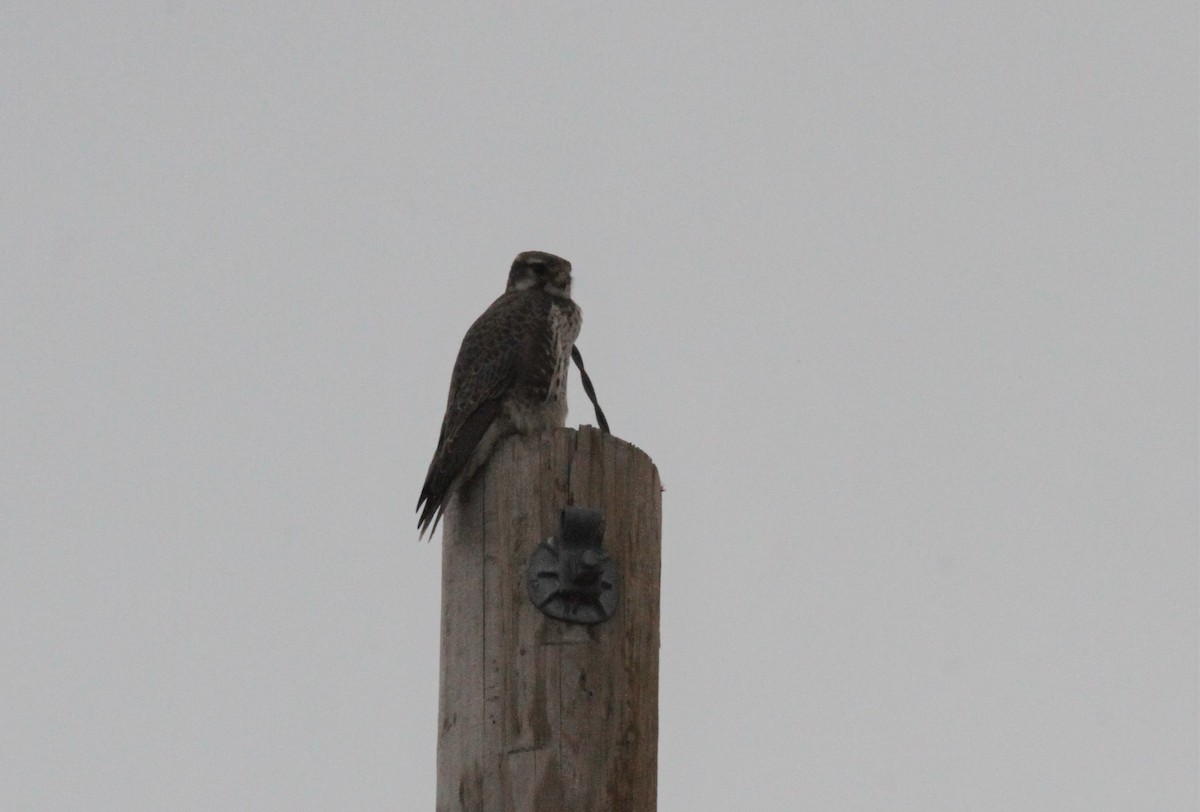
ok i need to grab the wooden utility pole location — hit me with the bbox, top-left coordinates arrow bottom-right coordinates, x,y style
436,426 -> 662,811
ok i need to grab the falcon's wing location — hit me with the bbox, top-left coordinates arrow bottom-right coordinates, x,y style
416,290 -> 550,537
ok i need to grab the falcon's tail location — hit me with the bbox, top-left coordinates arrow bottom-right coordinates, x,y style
416,481 -> 446,541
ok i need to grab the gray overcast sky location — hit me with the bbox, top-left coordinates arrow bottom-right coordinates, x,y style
2,3 -> 1195,810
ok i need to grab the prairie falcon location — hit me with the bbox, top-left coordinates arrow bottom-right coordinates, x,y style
417,251 -> 582,538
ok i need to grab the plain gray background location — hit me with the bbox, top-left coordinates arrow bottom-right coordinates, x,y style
2,3 -> 1196,810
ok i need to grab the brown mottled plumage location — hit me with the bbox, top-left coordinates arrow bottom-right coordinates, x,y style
417,251 -> 581,538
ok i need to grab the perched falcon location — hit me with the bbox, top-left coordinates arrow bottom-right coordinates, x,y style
417,251 -> 582,538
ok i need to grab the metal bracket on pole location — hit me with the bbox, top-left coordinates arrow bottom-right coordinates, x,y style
526,506 -> 617,625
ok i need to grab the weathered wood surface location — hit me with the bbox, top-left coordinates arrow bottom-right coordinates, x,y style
436,427 -> 662,812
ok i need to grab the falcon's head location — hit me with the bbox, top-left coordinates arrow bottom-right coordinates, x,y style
507,251 -> 573,298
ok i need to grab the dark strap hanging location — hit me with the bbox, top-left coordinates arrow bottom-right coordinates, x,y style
571,345 -> 610,435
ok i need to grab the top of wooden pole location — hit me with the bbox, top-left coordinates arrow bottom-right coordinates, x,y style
437,427 -> 662,811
